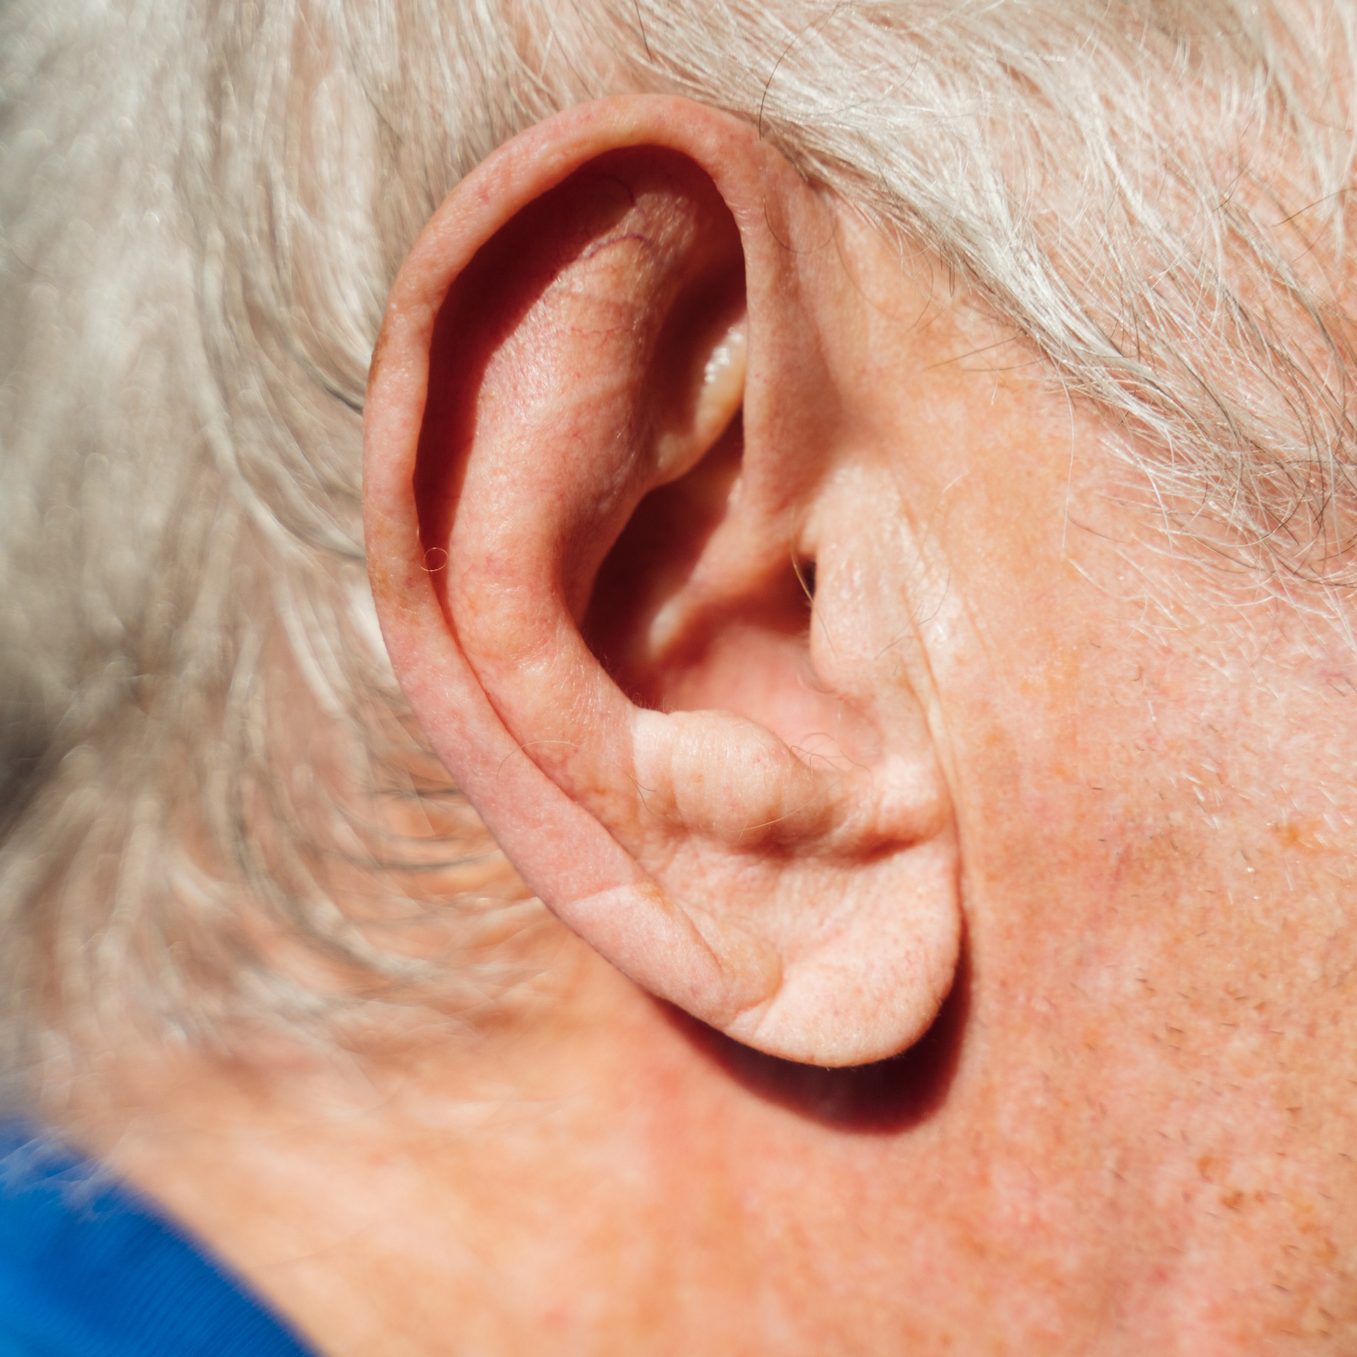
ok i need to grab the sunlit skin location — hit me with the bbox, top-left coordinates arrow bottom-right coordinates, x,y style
61,98 -> 1357,1354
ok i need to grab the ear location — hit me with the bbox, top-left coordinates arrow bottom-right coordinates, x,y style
364,96 -> 961,1066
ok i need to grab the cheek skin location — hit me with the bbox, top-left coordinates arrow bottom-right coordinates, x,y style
905,389 -> 1357,1346
772,224 -> 1357,1343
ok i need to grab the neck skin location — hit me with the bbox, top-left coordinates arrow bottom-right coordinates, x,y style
42,236 -> 1357,1354
59,562 -> 1357,1356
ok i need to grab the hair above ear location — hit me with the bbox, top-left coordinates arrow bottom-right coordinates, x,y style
364,96 -> 962,1066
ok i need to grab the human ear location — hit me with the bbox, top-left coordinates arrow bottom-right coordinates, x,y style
364,96 -> 961,1066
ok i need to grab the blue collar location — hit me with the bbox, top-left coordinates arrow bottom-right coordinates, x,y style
0,1120 -> 313,1355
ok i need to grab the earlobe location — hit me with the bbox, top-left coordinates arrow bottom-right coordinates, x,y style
364,96 -> 962,1065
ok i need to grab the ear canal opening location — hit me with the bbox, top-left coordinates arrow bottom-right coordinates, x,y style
583,455 -> 827,760
792,556 -> 817,605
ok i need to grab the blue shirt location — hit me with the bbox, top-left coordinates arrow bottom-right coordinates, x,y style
0,1121 -> 313,1355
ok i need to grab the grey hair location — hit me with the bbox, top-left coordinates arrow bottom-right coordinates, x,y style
2,0 -> 1354,1087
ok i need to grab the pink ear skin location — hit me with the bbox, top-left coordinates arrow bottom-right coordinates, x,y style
364,96 -> 962,1066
